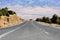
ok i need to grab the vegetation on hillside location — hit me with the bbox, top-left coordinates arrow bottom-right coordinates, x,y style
35,14 -> 60,24
0,7 -> 16,17
0,7 -> 21,28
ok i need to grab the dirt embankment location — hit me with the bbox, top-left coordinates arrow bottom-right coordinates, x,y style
38,22 -> 60,27
0,14 -> 22,28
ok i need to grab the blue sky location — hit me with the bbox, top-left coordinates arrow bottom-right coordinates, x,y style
0,0 -> 60,19
0,0 -> 60,7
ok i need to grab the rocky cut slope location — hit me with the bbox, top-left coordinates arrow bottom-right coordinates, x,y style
0,7 -> 22,28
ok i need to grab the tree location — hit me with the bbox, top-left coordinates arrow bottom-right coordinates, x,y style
14,12 -> 16,14
6,13 -> 9,17
0,7 -> 16,17
51,14 -> 58,23
45,17 -> 51,23
42,16 -> 47,22
0,12 -> 2,18
41,16 -> 51,23
35,18 -> 41,21
1,7 -> 9,16
8,10 -> 16,15
57,17 -> 60,24
4,7 -> 8,11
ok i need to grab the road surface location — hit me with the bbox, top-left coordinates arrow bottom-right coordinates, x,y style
0,21 -> 60,40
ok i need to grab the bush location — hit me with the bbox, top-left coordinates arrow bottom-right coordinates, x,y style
0,7 -> 16,17
0,12 -> 2,16
8,10 -> 16,15
42,17 -> 51,23
51,14 -> 58,23
35,18 -> 41,21
6,13 -> 10,17
57,17 -> 60,24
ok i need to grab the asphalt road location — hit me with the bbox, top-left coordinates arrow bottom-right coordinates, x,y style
0,21 -> 60,40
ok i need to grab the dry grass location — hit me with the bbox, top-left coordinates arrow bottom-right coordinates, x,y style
39,22 -> 60,27
0,14 -> 22,28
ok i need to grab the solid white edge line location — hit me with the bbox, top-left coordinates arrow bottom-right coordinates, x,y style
0,22 -> 28,39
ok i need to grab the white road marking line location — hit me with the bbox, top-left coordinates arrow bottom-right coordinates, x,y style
0,22 -> 28,39
45,32 -> 49,35
32,23 -> 42,31
32,23 -> 49,35
32,23 -> 39,29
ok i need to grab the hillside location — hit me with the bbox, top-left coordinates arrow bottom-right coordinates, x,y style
0,7 -> 22,28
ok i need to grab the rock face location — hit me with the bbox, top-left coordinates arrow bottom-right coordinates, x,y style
0,7 -> 22,28
0,14 -> 22,28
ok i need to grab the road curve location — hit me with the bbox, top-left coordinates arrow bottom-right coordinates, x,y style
0,21 -> 60,40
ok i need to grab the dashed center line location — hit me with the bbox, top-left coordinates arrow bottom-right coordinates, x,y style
45,32 -> 49,35
32,22 -> 49,35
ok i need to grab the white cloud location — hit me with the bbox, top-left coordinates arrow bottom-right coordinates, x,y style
28,0 -> 34,4
8,5 -> 59,14
1,4 -> 60,19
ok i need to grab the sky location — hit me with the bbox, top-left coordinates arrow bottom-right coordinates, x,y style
0,0 -> 60,19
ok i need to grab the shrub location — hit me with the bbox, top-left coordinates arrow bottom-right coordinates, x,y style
57,17 -> 60,24
51,14 -> 58,23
